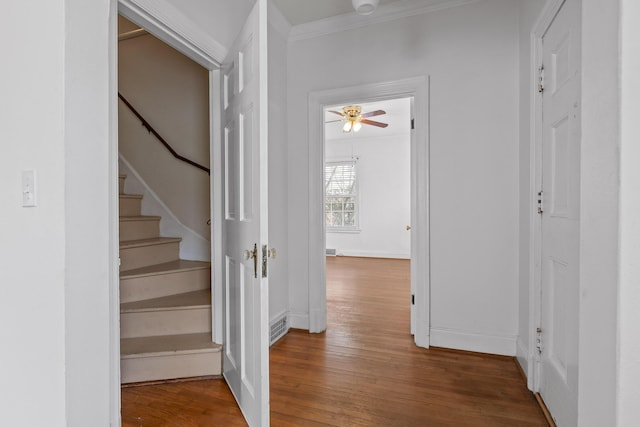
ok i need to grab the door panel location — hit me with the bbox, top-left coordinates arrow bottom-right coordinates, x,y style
221,1 -> 269,425
539,0 -> 580,425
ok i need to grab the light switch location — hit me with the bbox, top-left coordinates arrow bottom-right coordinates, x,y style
22,170 -> 37,207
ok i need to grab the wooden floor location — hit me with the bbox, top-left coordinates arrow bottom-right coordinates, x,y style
122,256 -> 548,426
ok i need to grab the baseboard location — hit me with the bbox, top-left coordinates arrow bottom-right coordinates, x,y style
335,250 -> 410,259
516,337 -> 529,380
119,155 -> 210,261
288,311 -> 309,330
430,327 -> 517,356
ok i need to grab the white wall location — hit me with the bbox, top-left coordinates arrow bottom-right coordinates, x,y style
516,0 -> 546,380
618,1 -> 640,424
1,0 -> 115,425
268,5 -> 291,327
287,0 -> 520,354
325,119 -> 411,259
119,31 -> 211,241
578,0 -> 620,425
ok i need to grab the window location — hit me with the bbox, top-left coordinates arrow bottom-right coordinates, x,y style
325,160 -> 358,230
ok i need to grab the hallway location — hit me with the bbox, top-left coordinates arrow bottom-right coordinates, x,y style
122,257 -> 548,426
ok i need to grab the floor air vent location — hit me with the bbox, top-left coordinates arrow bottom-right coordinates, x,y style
326,248 -> 337,256
270,315 -> 288,345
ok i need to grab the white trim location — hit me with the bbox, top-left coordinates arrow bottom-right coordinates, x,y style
118,0 -> 224,69
118,155 -> 211,261
288,311 -> 310,330
211,69 -> 224,344
108,2 -> 122,425
516,337 -> 530,384
430,328 -> 517,356
334,251 -> 410,259
289,0 -> 481,42
308,77 -> 430,348
528,0 -> 566,393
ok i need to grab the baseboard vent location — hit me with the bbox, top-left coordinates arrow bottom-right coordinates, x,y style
326,248 -> 337,256
270,315 -> 288,346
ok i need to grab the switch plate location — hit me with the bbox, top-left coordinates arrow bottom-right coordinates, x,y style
22,170 -> 37,207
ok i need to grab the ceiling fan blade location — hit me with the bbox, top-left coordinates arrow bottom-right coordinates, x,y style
361,119 -> 389,128
328,110 -> 345,117
325,119 -> 343,123
361,109 -> 386,118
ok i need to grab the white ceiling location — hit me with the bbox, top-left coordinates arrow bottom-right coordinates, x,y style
272,0 -> 399,26
324,97 -> 411,141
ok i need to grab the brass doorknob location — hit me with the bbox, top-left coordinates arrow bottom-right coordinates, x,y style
406,225 -> 412,231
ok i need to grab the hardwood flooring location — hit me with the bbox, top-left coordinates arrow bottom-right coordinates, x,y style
122,256 -> 548,426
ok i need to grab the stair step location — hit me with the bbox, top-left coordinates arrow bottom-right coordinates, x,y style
120,260 -> 211,303
119,194 -> 143,216
120,333 -> 222,383
119,174 -> 127,194
120,290 -> 211,338
119,216 -> 161,241
119,237 -> 181,271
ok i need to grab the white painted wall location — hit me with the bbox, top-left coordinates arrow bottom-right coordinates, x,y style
268,5 -> 291,328
119,31 -> 211,241
577,0 -> 619,425
516,0 -> 545,380
618,1 -> 640,425
325,107 -> 411,259
0,2 -> 68,425
1,0 -> 115,425
287,0 -> 520,354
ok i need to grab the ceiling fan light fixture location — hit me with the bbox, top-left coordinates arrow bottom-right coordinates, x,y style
353,121 -> 362,132
352,0 -> 379,16
343,121 -> 353,132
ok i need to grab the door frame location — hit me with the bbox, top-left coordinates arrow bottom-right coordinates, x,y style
528,0 -> 567,392
307,77 -> 431,347
110,1 -> 224,423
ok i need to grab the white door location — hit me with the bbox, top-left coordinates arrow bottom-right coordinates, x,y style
539,0 -> 580,425
221,1 -> 270,426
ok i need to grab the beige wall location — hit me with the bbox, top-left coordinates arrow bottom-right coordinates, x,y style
118,29 -> 210,240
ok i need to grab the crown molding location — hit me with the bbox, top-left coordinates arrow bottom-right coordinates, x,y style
118,0 -> 226,68
289,0 -> 482,42
268,0 -> 292,39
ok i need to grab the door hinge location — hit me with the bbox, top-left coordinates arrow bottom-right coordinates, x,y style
537,190 -> 544,215
537,65 -> 545,94
411,118 -> 415,130
411,294 -> 415,305
536,327 -> 543,354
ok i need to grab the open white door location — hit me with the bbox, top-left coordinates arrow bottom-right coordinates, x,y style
538,0 -> 580,425
220,1 -> 270,426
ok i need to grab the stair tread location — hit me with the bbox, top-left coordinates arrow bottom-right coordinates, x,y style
119,237 -> 181,249
121,333 -> 221,357
121,289 -> 211,312
119,215 -> 162,221
119,194 -> 143,200
121,259 -> 210,278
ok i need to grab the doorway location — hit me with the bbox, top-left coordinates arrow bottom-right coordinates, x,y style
323,97 -> 413,334
307,77 -> 430,347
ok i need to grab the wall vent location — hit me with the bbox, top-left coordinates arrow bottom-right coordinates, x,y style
270,314 -> 288,346
326,248 -> 337,256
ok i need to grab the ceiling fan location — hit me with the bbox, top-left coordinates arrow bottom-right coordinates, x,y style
326,105 -> 388,133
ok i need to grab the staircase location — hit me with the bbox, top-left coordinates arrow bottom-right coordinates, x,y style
118,173 -> 221,384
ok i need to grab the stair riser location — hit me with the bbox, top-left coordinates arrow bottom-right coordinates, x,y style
120,219 -> 160,241
119,176 -> 126,194
121,307 -> 211,339
119,197 -> 142,216
121,350 -> 221,384
120,269 -> 210,303
120,242 -> 180,271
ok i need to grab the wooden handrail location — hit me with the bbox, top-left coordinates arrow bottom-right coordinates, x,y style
118,92 -> 210,175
